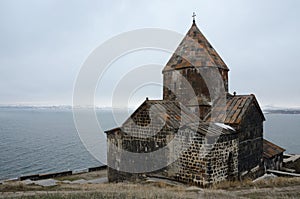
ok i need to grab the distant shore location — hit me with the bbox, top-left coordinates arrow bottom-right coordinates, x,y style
1,105 -> 300,115
264,109 -> 300,114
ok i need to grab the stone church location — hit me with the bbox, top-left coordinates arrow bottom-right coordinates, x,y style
105,18 -> 285,187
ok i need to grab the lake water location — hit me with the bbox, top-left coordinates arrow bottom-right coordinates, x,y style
0,107 -> 299,180
0,107 -> 121,180
264,114 -> 300,154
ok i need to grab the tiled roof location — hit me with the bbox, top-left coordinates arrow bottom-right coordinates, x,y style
186,122 -> 235,136
123,99 -> 199,129
204,94 -> 265,125
163,21 -> 228,72
263,139 -> 285,159
106,99 -> 235,136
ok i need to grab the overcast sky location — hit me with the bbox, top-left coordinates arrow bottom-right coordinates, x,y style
0,0 -> 299,107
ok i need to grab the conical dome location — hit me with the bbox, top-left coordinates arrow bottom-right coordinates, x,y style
163,21 -> 228,72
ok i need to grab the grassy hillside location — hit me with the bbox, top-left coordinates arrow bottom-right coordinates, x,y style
1,170 -> 300,199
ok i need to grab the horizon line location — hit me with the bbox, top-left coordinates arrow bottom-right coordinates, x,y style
1,104 -> 300,110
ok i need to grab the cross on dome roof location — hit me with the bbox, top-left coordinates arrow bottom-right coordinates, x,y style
192,12 -> 196,23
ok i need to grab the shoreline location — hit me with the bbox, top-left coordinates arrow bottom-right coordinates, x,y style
1,165 -> 107,183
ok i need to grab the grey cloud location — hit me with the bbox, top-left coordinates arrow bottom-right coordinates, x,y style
0,0 -> 299,107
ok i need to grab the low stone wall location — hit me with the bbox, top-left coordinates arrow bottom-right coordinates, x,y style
18,165 -> 107,181
284,155 -> 300,173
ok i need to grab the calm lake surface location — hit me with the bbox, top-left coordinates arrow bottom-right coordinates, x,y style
0,107 -> 299,180
264,114 -> 300,154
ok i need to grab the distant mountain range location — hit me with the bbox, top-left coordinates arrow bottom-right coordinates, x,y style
1,105 -> 300,114
0,105 -> 135,111
263,106 -> 300,114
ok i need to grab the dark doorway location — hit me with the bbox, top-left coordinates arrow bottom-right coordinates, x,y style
227,152 -> 235,180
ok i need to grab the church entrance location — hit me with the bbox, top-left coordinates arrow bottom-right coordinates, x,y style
227,152 -> 235,180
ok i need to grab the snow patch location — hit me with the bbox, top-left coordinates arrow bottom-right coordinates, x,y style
253,173 -> 277,183
214,123 -> 235,131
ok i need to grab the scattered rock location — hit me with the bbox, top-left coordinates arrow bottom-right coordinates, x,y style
72,168 -> 88,175
21,179 -> 34,185
186,186 -> 203,192
70,179 -> 88,184
34,179 -> 57,187
88,177 -> 108,184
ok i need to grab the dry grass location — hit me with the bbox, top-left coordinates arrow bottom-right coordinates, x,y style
1,181 -> 300,199
211,179 -> 254,190
1,171 -> 300,199
3,192 -> 191,199
253,177 -> 300,188
211,177 -> 300,190
0,181 -> 80,193
0,183 -> 27,192
0,182 -> 196,198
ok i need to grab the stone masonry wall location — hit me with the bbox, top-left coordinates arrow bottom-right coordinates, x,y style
166,129 -> 238,187
163,67 -> 228,119
235,102 -> 264,176
107,125 -> 239,187
107,126 -> 173,182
